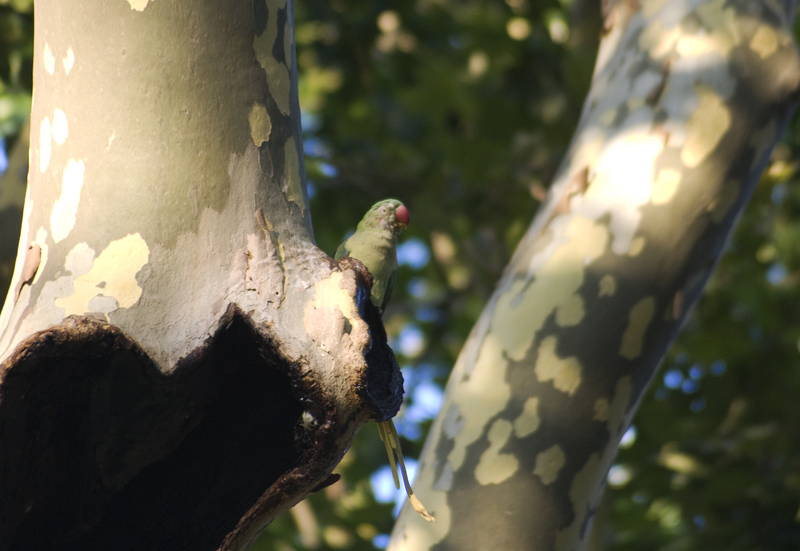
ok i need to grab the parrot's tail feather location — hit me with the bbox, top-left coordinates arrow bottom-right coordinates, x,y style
377,421 -> 401,490
378,420 -> 435,522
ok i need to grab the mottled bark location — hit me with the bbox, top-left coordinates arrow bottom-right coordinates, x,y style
0,1 -> 400,550
390,1 -> 800,550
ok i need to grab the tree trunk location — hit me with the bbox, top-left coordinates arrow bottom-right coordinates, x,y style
389,1 -> 800,549
0,1 -> 401,550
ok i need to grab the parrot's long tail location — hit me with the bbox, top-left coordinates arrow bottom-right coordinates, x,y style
376,420 -> 435,522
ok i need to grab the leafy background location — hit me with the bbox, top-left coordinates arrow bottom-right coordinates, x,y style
2,2 -> 800,550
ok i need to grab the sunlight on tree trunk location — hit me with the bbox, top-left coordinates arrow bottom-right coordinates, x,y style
389,1 -> 800,549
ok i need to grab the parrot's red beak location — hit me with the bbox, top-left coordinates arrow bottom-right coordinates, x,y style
395,204 -> 410,228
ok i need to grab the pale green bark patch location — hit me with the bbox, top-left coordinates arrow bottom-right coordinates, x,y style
475,419 -> 518,485
681,84 -> 730,168
513,396 -> 540,438
594,397 -> 610,421
750,23 -> 779,58
555,294 -> 584,327
619,296 -> 656,360
651,169 -> 681,204
54,233 -> 149,316
249,103 -> 272,147
534,444 -> 566,485
534,336 -> 582,396
598,274 -> 616,297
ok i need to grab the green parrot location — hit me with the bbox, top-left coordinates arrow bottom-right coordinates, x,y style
334,198 -> 410,313
335,199 -> 433,522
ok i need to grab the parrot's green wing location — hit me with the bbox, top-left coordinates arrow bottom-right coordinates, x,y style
334,239 -> 349,261
381,265 -> 397,312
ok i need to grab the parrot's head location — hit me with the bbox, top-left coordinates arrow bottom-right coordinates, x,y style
363,199 -> 410,234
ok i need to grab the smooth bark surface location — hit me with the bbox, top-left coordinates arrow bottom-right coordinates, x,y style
390,1 -> 800,549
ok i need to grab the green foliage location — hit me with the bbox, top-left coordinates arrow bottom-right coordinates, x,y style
0,1 -> 32,139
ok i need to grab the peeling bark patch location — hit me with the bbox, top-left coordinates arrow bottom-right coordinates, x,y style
63,48 -> 75,74
750,24 -> 779,59
249,103 -> 272,146
303,271 -> 366,354
627,236 -> 645,257
555,295 -> 584,327
283,138 -> 305,214
533,444 -> 565,485
50,159 -> 85,243
54,234 -> 149,316
475,419 -> 518,485
681,84 -> 730,168
253,0 -> 291,116
619,296 -> 655,360
513,396 -> 540,438
535,336 -> 581,396
39,117 -> 51,172
598,274 -> 616,297
126,0 -> 151,11
651,169 -> 680,204
42,43 -> 55,75
51,109 -> 68,144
